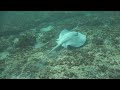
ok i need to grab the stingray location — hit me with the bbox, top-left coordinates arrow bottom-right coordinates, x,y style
48,29 -> 86,54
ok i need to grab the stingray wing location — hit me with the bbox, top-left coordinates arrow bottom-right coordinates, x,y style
62,32 -> 86,48
58,29 -> 70,40
56,29 -> 70,44
61,36 -> 80,48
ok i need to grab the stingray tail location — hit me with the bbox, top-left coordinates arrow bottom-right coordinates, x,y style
48,44 -> 60,54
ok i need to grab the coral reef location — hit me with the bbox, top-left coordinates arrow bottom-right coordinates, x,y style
14,32 -> 36,50
0,11 -> 120,79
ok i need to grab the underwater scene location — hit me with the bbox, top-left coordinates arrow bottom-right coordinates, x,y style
0,11 -> 120,79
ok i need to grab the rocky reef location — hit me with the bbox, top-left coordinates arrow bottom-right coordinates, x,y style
0,11 -> 120,79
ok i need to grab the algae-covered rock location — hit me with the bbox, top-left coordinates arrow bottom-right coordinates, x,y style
40,25 -> 54,32
15,32 -> 36,49
1,11 -> 120,79
0,51 -> 9,60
